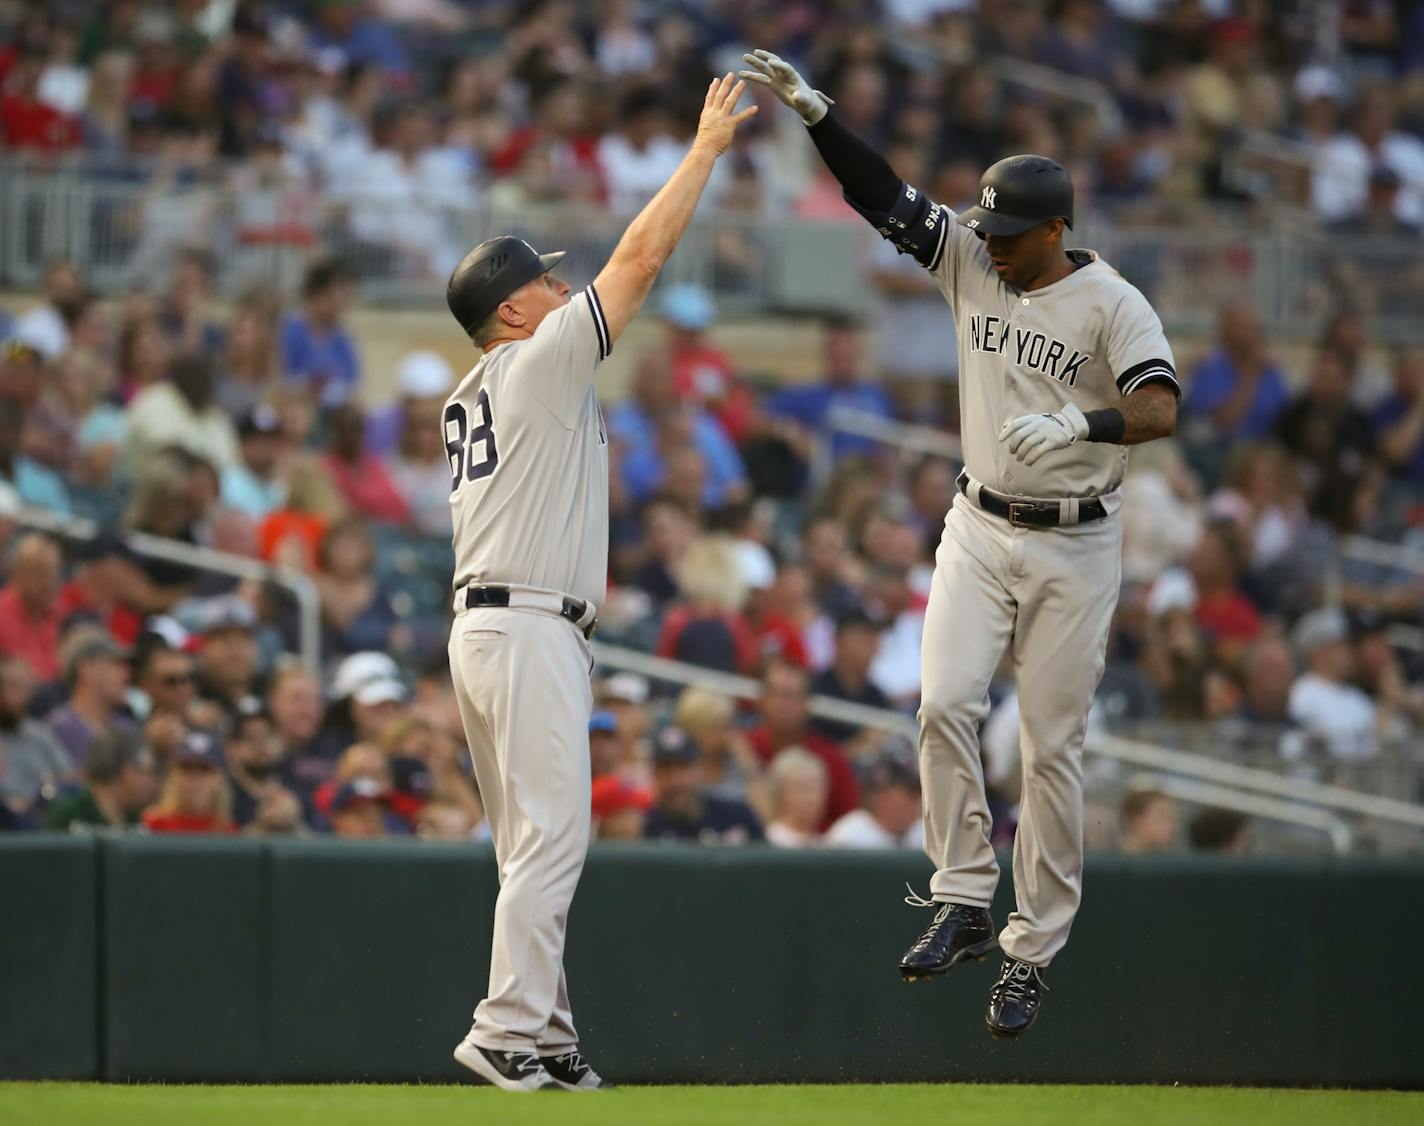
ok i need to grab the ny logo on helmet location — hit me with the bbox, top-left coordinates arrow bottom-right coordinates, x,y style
981,186 -> 998,210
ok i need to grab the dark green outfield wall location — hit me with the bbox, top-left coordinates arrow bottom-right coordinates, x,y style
3,837 -> 1422,1087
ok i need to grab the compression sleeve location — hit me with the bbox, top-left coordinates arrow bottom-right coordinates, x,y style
806,112 -> 902,211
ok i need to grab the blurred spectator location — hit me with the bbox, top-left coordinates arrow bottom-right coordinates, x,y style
673,687 -> 769,821
123,351 -> 240,475
1311,82 -> 1424,226
0,742 -> 36,830
44,628 -> 133,767
388,392 -> 454,537
142,731 -> 235,834
1287,608 -> 1378,762
1239,637 -> 1297,728
599,86 -> 684,213
0,657 -> 76,815
131,631 -> 198,732
657,285 -> 754,444
328,777 -> 393,838
0,384 -> 72,514
1182,304 -> 1290,447
589,710 -> 622,779
763,747 -> 828,848
0,532 -> 63,681
642,726 -> 763,845
598,672 -> 652,780
866,564 -> 927,706
314,518 -> 399,656
613,356 -> 747,509
1206,443 -> 1304,574
13,261 -> 83,362
745,659 -> 859,829
801,515 -> 861,621
280,259 -> 360,407
114,315 -> 171,402
811,610 -> 891,744
591,774 -> 650,840
824,751 -> 923,849
1119,787 -> 1179,854
655,536 -> 757,674
257,453 -> 348,570
365,349 -> 454,458
194,597 -> 263,716
1371,347 -> 1424,484
216,297 -> 282,420
1188,807 -> 1251,855
158,247 -> 225,357
1121,440 -> 1203,586
42,728 -> 159,833
321,403 -> 411,524
766,318 -> 895,462
627,497 -> 697,607
1148,519 -> 1262,656
244,787 -> 309,837
225,698 -> 292,828
1273,349 -> 1375,504
222,404 -> 289,519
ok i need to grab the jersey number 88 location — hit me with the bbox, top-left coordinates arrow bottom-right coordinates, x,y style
444,391 -> 498,493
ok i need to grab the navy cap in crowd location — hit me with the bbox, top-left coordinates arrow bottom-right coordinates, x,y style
651,726 -> 698,768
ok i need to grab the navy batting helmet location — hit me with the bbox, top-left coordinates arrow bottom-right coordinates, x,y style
446,236 -> 566,335
955,155 -> 1074,237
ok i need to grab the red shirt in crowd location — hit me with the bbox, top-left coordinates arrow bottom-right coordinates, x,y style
54,581 -> 145,647
0,586 -> 62,682
655,607 -> 760,675
1195,590 -> 1262,644
141,811 -> 236,835
671,341 -> 755,443
752,613 -> 809,668
321,454 -> 411,526
0,94 -> 80,152
745,725 -> 860,831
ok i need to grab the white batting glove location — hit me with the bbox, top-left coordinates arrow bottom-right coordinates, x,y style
999,403 -> 1089,467
738,49 -> 834,126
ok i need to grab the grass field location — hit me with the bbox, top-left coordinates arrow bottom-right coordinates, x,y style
2,1082 -> 1421,1126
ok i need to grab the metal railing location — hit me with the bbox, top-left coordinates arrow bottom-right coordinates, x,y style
589,642 -> 1424,854
810,405 -> 962,488
1125,771 -> 1353,855
12,504 -> 321,672
3,162 -> 1422,342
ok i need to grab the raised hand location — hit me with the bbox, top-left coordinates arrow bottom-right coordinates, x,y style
738,48 -> 834,125
694,73 -> 759,155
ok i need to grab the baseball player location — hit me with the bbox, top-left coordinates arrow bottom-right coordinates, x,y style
442,75 -> 756,1092
740,51 -> 1179,1039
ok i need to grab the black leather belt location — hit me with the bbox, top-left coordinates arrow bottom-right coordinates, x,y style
957,472 -> 1107,528
463,585 -> 598,640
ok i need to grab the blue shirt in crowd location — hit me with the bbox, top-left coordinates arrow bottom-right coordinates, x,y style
765,382 -> 896,461
610,403 -> 747,509
2,457 -> 72,515
279,313 -> 361,406
1182,349 -> 1290,439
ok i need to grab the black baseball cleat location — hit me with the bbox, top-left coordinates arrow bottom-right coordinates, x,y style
453,1040 -> 558,1091
540,1048 -> 613,1091
898,885 -> 998,981
986,957 -> 1048,1039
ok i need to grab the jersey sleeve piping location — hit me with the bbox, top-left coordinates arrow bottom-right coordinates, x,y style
586,285 -> 611,361
926,206 -> 950,273
1116,358 -> 1180,399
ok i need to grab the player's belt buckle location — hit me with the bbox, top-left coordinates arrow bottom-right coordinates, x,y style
1007,502 -> 1037,528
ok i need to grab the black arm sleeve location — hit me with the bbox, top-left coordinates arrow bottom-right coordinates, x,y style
806,111 -> 951,269
805,112 -> 902,211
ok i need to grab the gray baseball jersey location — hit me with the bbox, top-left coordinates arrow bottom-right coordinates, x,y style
445,286 -> 612,605
928,216 -> 1178,499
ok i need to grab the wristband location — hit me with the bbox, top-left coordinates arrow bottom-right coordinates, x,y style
1082,407 -> 1126,443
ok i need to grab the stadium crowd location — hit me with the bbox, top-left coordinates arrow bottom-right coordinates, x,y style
1,1 -> 1422,847
1,0 -> 1423,273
